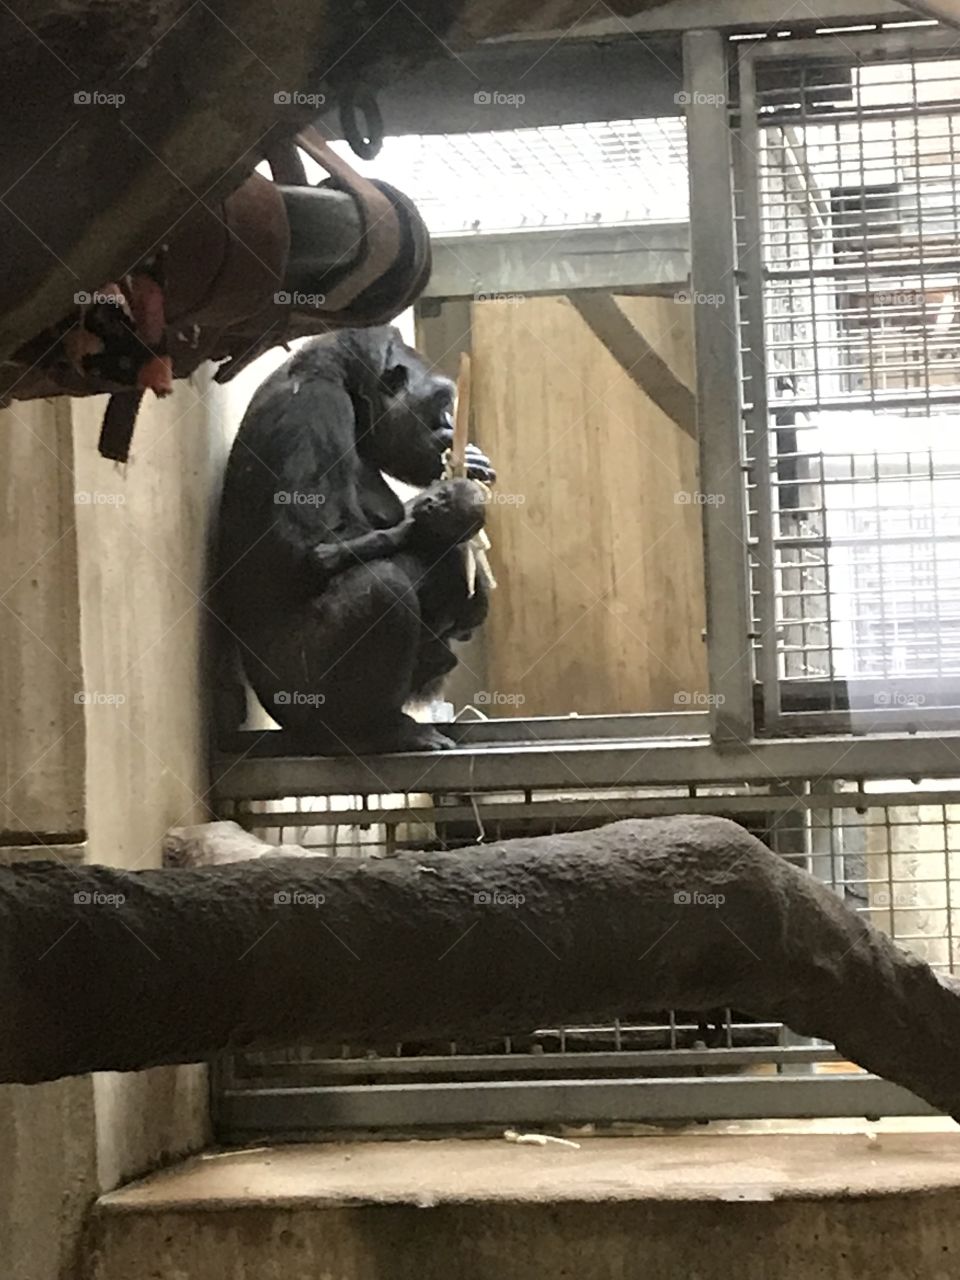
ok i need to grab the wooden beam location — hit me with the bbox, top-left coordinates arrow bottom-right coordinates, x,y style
895,0 -> 960,24
570,293 -> 697,440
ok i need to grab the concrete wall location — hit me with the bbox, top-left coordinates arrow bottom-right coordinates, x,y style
0,374 -> 229,1277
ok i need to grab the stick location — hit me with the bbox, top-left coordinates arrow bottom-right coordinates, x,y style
445,352 -> 497,594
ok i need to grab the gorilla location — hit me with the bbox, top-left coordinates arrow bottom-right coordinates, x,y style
215,326 -> 495,754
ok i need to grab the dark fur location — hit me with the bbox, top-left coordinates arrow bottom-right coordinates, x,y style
215,326 -> 491,754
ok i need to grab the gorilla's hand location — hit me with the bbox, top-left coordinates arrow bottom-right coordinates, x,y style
437,428 -> 497,484
408,478 -> 486,549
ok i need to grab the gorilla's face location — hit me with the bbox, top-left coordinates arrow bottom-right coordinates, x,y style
364,344 -> 456,486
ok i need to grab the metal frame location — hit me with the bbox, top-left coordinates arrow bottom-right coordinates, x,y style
423,222 -> 691,303
737,24 -> 960,737
217,1077 -> 935,1139
212,17 -> 960,1136
214,729 -> 960,800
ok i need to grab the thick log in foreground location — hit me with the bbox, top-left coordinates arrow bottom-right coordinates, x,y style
2,816 -> 960,1115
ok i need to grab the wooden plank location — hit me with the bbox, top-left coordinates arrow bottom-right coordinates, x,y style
471,293 -> 707,717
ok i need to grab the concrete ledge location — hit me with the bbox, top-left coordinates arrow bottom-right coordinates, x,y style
89,1130 -> 960,1279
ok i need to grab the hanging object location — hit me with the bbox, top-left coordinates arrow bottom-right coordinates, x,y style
339,85 -> 384,160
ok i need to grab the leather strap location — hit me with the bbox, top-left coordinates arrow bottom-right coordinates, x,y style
296,126 -> 401,312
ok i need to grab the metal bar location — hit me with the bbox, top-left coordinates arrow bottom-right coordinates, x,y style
220,712 -> 711,754
225,789 -> 960,831
735,45 -> 783,732
233,1046 -> 842,1082
424,223 -> 691,302
213,730 -> 960,799
684,29 -> 755,747
563,0 -> 909,39
748,27 -> 955,59
775,709 -> 960,733
216,1075 -> 937,1135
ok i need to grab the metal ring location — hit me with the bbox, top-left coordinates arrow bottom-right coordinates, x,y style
340,87 -> 384,160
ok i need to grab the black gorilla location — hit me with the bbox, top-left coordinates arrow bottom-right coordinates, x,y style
215,326 -> 495,754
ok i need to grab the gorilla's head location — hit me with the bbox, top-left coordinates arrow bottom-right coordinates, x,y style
348,326 -> 456,486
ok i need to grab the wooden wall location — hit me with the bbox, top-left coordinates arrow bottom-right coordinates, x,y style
470,294 -> 707,717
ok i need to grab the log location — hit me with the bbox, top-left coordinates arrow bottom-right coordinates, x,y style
2,816 -> 960,1118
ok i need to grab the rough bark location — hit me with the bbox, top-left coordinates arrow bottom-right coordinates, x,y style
2,817 -> 959,1118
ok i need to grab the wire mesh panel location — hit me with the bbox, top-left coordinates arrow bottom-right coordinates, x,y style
739,35 -> 960,726
324,118 -> 689,235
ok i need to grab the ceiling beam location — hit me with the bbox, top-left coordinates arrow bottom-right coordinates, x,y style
895,0 -> 960,26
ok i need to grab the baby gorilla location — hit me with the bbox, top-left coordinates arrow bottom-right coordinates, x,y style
215,326 -> 495,754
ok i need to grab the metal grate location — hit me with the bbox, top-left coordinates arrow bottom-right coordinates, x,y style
322,118 -> 689,235
741,41 -> 960,718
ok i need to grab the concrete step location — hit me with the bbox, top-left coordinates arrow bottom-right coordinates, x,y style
87,1125 -> 960,1279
